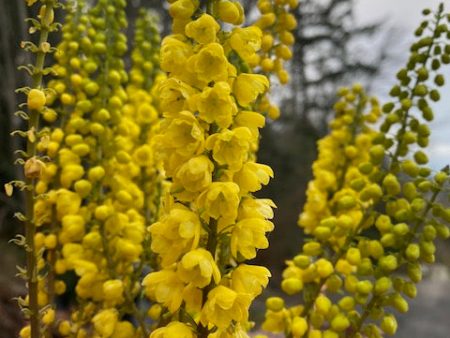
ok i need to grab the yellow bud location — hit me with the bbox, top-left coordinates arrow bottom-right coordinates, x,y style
103,279 -> 124,303
266,297 -> 285,312
55,280 -> 66,295
379,255 -> 398,271
316,259 -> 334,278
35,232 -> 45,250
148,304 -> 162,320
44,234 -> 57,249
28,89 -> 46,111
42,308 -> 55,325
59,320 -> 71,335
346,248 -> 361,265
74,180 -> 92,198
291,316 -> 308,336
95,205 -> 112,221
19,326 -> 31,338
315,295 -> 331,315
330,314 -> 350,332
381,314 -> 398,335
281,277 -> 303,295
88,166 -> 105,182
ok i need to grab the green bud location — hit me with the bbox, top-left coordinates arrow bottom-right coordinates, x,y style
382,174 -> 401,195
418,180 -> 432,192
435,74 -> 445,86
420,240 -> 436,255
421,106 -> 434,121
369,240 -> 384,259
293,255 -> 311,269
325,274 -> 343,293
435,223 -> 450,239
411,198 -> 426,212
431,59 -> 441,71
403,182 -> 417,200
381,314 -> 398,335
338,296 -> 355,311
350,178 -> 366,191
331,314 -> 350,332
382,102 -> 395,113
303,242 -> 322,256
405,243 -> 420,261
379,255 -> 398,272
389,85 -> 401,97
417,67 -> 429,80
337,195 -> 357,209
430,89 -> 440,101
392,293 -> 409,313
381,233 -> 396,247
403,282 -> 417,298
393,223 -> 409,236
400,98 -> 412,110
407,263 -> 422,283
413,84 -> 428,96
402,160 -> 420,177
435,171 -> 448,185
357,258 -> 374,276
375,277 -> 392,294
358,162 -> 373,175
419,167 -> 431,177
375,215 -> 392,233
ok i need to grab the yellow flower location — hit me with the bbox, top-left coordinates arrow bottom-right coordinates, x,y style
160,78 -> 197,114
150,321 -> 196,338
189,43 -> 229,83
103,280 -> 124,305
230,218 -> 274,259
142,268 -> 185,313
156,111 -> 205,175
169,0 -> 199,19
190,81 -> 238,128
160,36 -> 193,75
110,321 -> 135,338
185,14 -> 220,44
233,162 -> 273,194
206,127 -> 253,171
229,26 -> 262,62
201,285 -> 252,329
231,264 -> 271,298
173,155 -> 214,200
92,309 -> 118,338
233,73 -> 269,106
238,198 -> 276,220
196,182 -> 240,229
149,205 -> 202,266
177,248 -> 221,288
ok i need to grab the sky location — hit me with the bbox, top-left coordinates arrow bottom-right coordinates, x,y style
355,0 -> 450,170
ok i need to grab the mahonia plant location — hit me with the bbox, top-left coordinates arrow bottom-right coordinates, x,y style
262,4 -> 450,338
140,0 -> 297,337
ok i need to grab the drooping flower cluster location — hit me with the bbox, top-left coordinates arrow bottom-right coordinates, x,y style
142,1 -> 279,336
263,6 -> 450,338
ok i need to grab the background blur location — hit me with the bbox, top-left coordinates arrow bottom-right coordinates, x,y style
0,0 -> 449,337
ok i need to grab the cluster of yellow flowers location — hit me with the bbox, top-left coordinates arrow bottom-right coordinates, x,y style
16,0 -> 164,337
262,5 -> 450,338
140,0 -> 294,336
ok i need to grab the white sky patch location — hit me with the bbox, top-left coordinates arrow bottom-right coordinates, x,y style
356,0 -> 450,169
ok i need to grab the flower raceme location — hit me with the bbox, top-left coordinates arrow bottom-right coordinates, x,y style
143,0 -> 280,336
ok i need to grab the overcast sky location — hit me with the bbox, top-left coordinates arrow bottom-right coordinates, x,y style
355,0 -> 450,170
